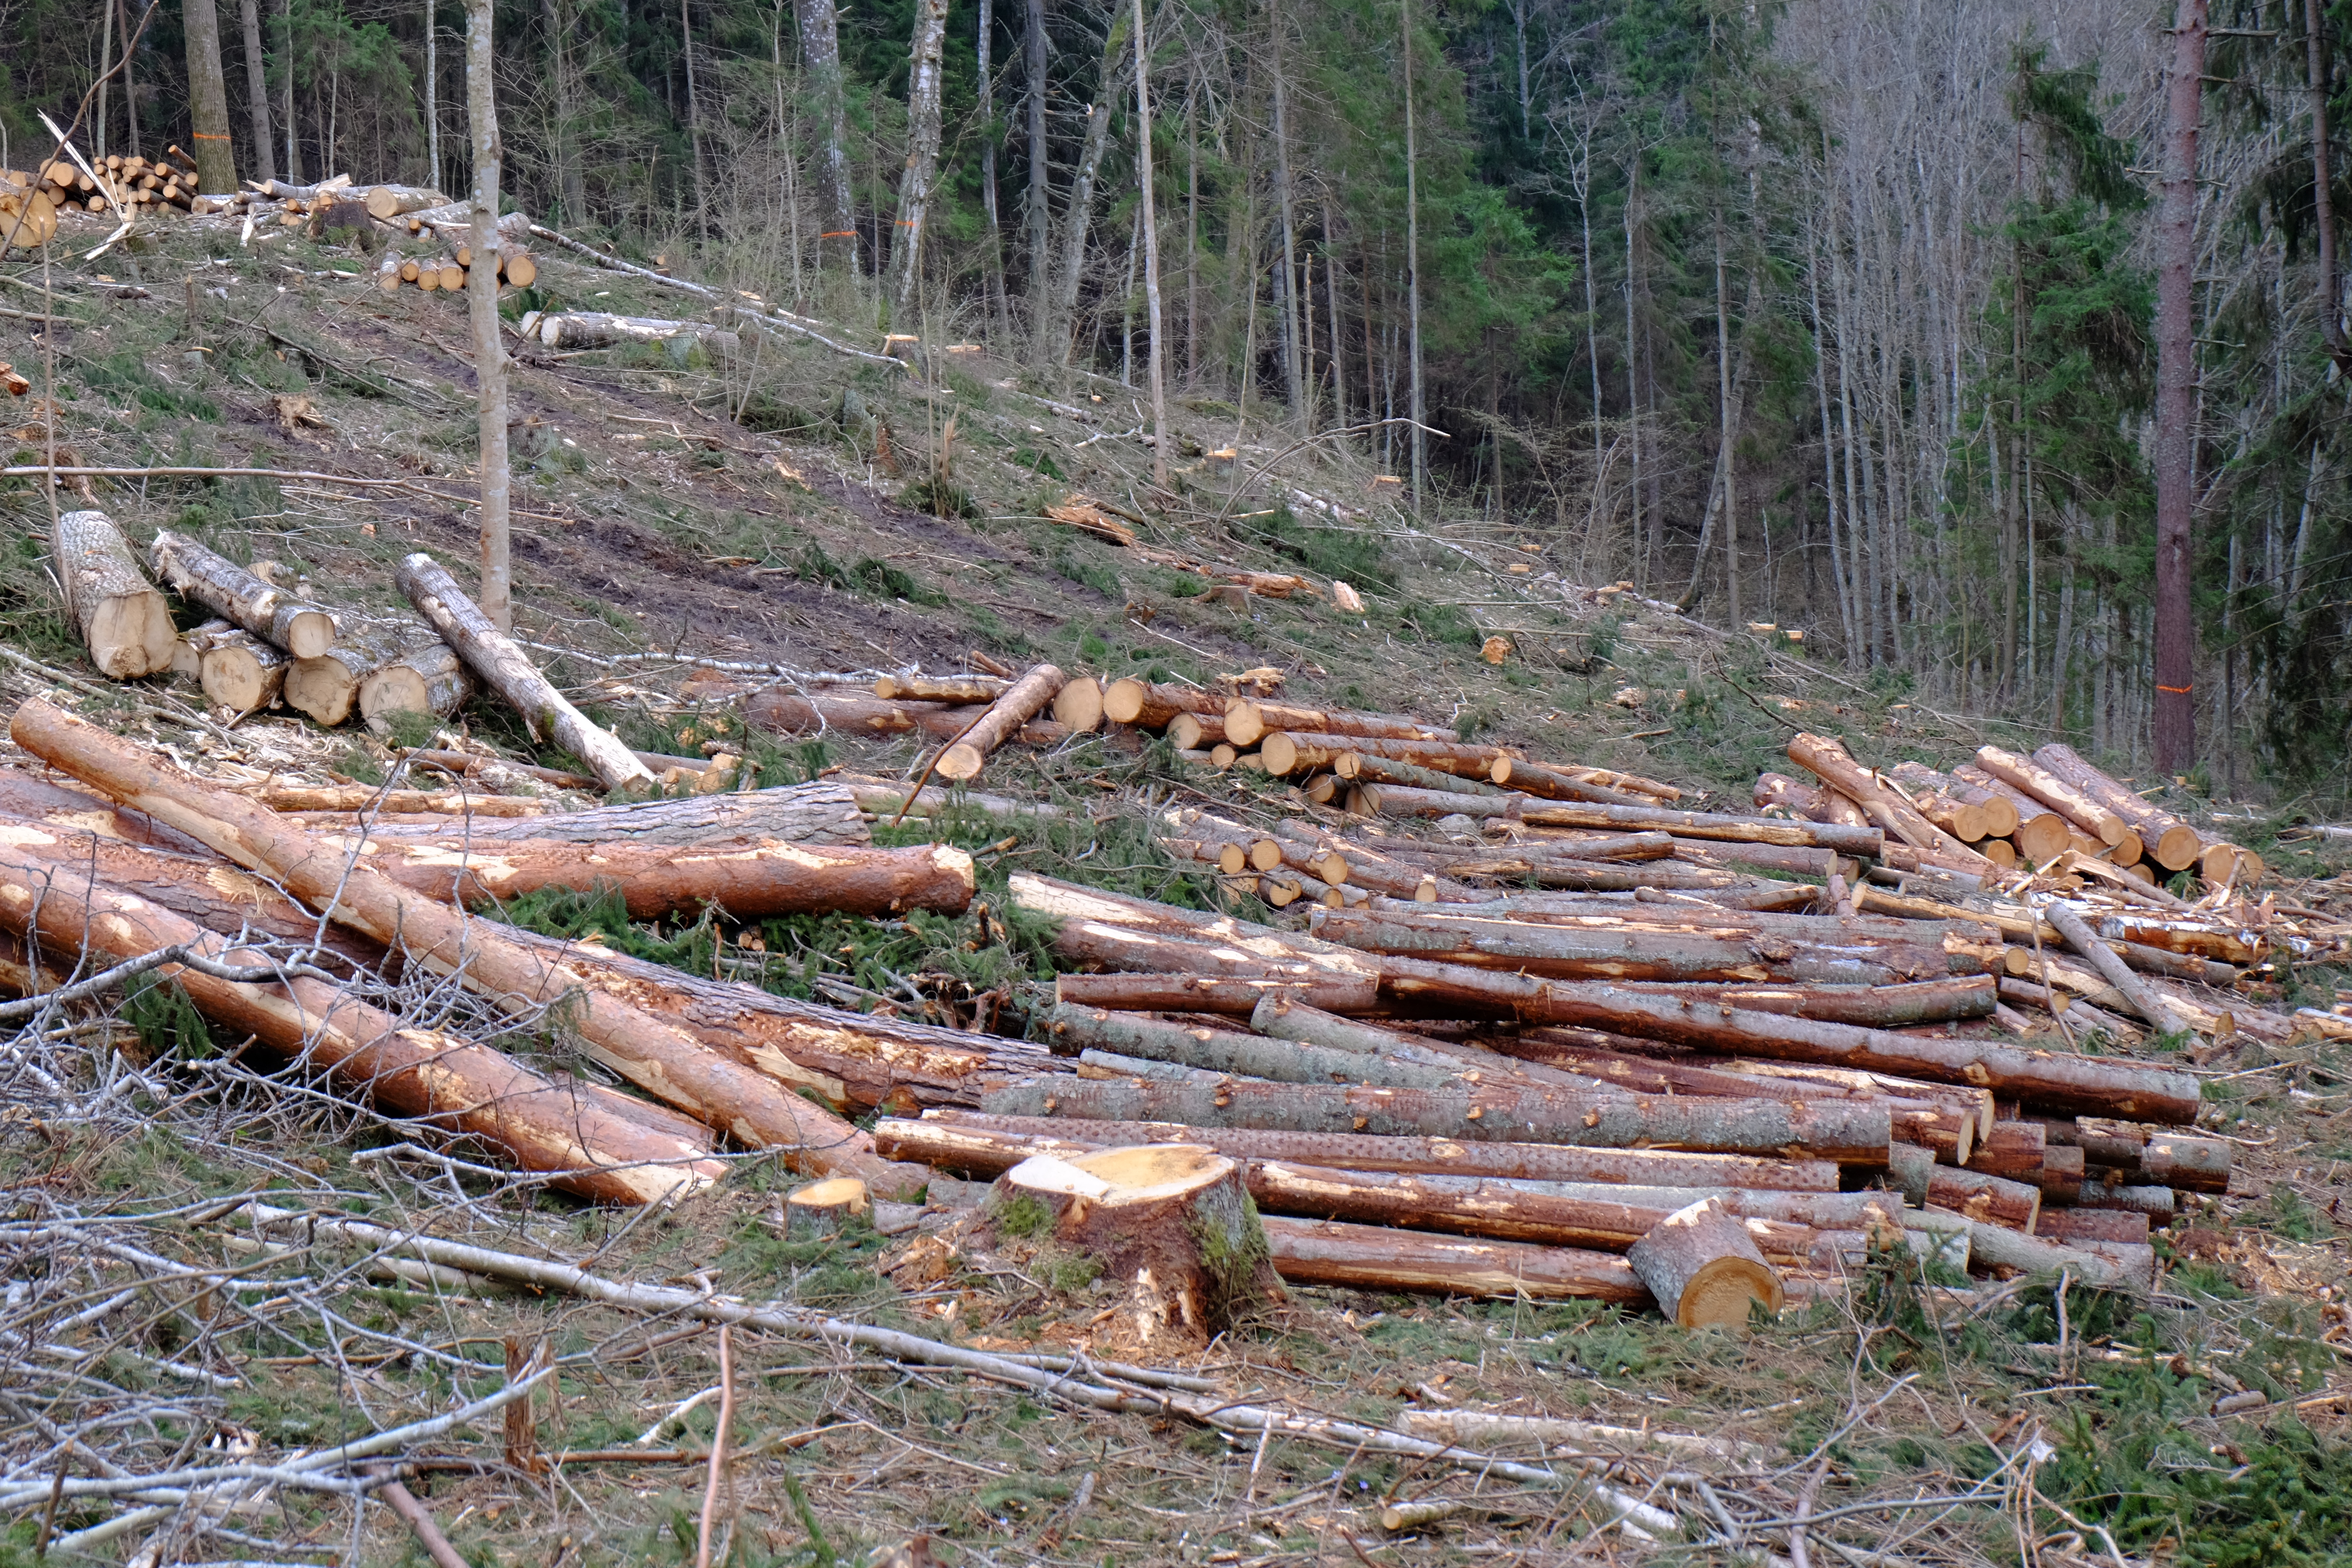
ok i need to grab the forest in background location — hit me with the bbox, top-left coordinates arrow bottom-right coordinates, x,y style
5,0 -> 2351,801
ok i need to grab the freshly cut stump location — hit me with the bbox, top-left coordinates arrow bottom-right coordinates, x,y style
54,510 -> 175,679
784,1176 -> 870,1239
1626,1197 -> 1784,1330
991,1145 -> 1282,1352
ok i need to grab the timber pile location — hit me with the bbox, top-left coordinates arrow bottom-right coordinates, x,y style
4,147 -> 203,220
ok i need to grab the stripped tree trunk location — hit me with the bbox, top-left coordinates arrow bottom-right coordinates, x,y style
2152,0 -> 2206,773
1041,24 -> 1126,368
240,0 -> 275,184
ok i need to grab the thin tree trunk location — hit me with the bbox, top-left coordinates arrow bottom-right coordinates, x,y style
1023,0 -> 1050,329
98,0 -> 115,160
1044,22 -> 1126,369
1807,214 -> 1855,654
184,0 -> 238,191
2152,0 -> 2206,773
1625,155 -> 1642,589
465,0 -> 510,632
1135,0 -> 1168,489
239,0 -> 272,182
1324,200 -> 1347,430
978,0 -> 1009,339
1186,97 -> 1200,384
797,0 -> 858,276
1401,0 -> 1425,510
423,0 -> 436,189
1269,6 -> 1302,415
123,0 -> 143,158
2310,0 -> 2347,368
1512,0 -> 1530,137
888,0 -> 951,324
680,0 -> 706,233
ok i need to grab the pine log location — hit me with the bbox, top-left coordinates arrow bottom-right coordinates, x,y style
1374,830 -> 1675,866
148,528 -> 339,659
1964,1120 -> 2047,1182
1665,839 -> 1842,877
1975,745 -> 2129,846
2088,912 -> 2256,965
1374,858 -> 1751,894
1050,676 -> 1105,732
2076,1178 -> 2177,1217
1348,754 -> 1509,796
348,835 -> 975,919
745,689 -> 1064,750
1247,994 -> 1609,1094
1102,678 -> 1225,729
896,1111 -> 1845,1190
1054,971 -> 1384,1015
0,838 -> 722,1204
1486,1034 -> 1863,1106
2048,1117 -> 2231,1192
9,698 -> 921,1195
363,183 -> 452,220
397,553 -> 655,794
1223,699 -> 1446,748
875,673 -> 1008,703
1361,784 -> 1886,856
53,511 -> 176,679
1259,1215 -> 1646,1303
1923,1166 -> 2039,1231
2034,1207 -> 2151,1247
1363,896 -> 2002,961
1691,1060 -> 1995,1139
1753,771 -> 1872,828
1013,872 -> 1379,984
1886,1142 -> 1934,1205
347,783 -> 873,848
992,1147 -> 1281,1346
1788,733 -> 1992,869
1166,711 -> 1227,749
1486,759 -> 1655,806
1949,765 -> 2073,863
979,1073 -> 1893,1159
1908,1207 -> 2154,1288
358,639 -> 474,732
2042,901 -> 2193,1036
1271,733 -> 1514,783
2032,747 -> 2203,871
1892,761 -> 2021,838
395,749 -> 601,792
1605,977 -> 1999,1028
1043,1003 -> 1475,1090
192,628 -> 286,712
783,1176 -> 869,1239
1853,885 -> 2238,985
936,663 -> 1066,780
253,786 -> 547,815
1627,1199 -> 1784,1328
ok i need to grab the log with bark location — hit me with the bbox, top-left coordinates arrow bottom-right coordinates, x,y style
358,638 -> 474,731
1787,732 -> 1992,870
1950,764 -> 2075,864
148,528 -> 338,658
1053,971 -> 1383,1016
344,782 -> 873,847
1923,1166 -> 2040,1231
1486,759 -> 1657,806
2034,744 -> 2205,871
935,662 -> 1066,780
1044,1003 -> 1485,1090
1259,1215 -> 1647,1302
744,688 -> 1068,750
1267,732 -> 1514,783
1753,771 -> 1874,829
1904,1207 -> 2154,1288
2045,1117 -> 2231,1192
1627,1199 -> 1784,1328
1101,677 -> 1225,729
0,837 -> 724,1204
2042,901 -> 2194,1036
1854,885 -> 2239,985
1974,745 -> 2130,847
1013,872 -> 1379,985
1223,700 -> 1447,748
1890,761 -> 2021,839
978,1073 -> 1893,1159
2034,1207 -> 2152,1247
988,1146 -> 1283,1347
9,698 -> 923,1194
53,510 -> 176,679
1248,993 -> 1609,1092
536,313 -> 737,353
179,625 -> 286,712
1359,784 -> 1886,856
285,615 -> 452,728
363,183 -> 452,219
874,673 -> 1009,703
1348,754 -> 1510,797
894,1111 -> 1846,1188
1599,977 -> 1999,1028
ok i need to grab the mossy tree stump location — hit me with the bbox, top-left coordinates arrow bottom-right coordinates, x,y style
990,1145 -> 1282,1352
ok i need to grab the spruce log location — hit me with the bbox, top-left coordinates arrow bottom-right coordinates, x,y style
2052,1117 -> 2231,1192
1101,677 -> 1225,729
1886,1142 -> 1934,1205
2033,745 -> 2204,871
1257,732 -> 1362,777
1372,859 -> 1750,894
2077,1179 -> 2177,1217
1699,1059 -> 1995,1140
1951,765 -> 2073,864
1166,710 -> 1228,749
1013,872 -> 1378,984
1854,885 -> 2239,985
1267,733 -> 1514,783
1486,758 -> 1655,806
992,1147 -> 1281,1347
875,673 -> 1008,703
1923,1167 -> 2039,1231
1974,745 -> 2129,846
1051,676 -> 1104,732
1486,1035 -> 1862,1105
364,183 -> 452,220
937,663 -> 1066,780
745,689 -> 1065,750
1043,1003 -> 1478,1090
347,783 -> 874,847
1223,699 -> 1446,748
978,1074 -> 1893,1159
2087,912 -> 2255,966
285,616 -> 446,727
1260,1215 -> 1646,1302
2043,901 -> 2193,1036
1964,1120 -> 2047,1182
2034,1208 -> 2151,1247
1892,761 -> 2020,837
903,1111 -> 1844,1188
148,528 -> 337,658
1054,971 -> 1384,1015
1627,1200 -> 1784,1328
1907,1207 -> 2154,1288
1360,784 -> 1886,855
0,839 -> 722,1204
1753,771 -> 1874,829
195,628 -> 287,712
398,554 -> 654,793
53,511 -> 175,679
1605,977 -> 1999,1028
1246,994 -> 1609,1093
1665,839 -> 1841,877
1788,733 -> 1992,869
358,639 -> 473,732
1348,754 -> 1509,796
1353,896 -> 1999,956
1372,830 -> 1676,865
350,835 -> 974,919
252,786 -> 546,815
9,698 -> 919,1194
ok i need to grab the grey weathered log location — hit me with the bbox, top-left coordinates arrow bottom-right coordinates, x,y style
1044,1003 -> 1470,1090
285,615 -> 447,727
359,639 -> 473,732
344,782 -> 874,847
397,552 -> 655,793
1355,783 -> 1886,856
55,510 -> 175,678
148,528 -> 337,658
537,313 -> 741,356
1903,1208 -> 2154,1289
196,628 -> 287,712
1626,1198 -> 1784,1328
1247,993 -> 1607,1092
2043,900 -> 2194,1036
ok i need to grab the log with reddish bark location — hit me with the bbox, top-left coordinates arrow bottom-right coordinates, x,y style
2043,900 -> 2194,1036
978,1073 -> 1894,1159
9,698 -> 925,1196
896,1110 -> 1846,1189
745,688 -> 1070,750
2044,1117 -> 2231,1192
1685,1059 -> 1996,1138
1924,1166 -> 2040,1231
1348,754 -> 1511,797
2034,746 -> 2206,872
1270,733 -> 1516,783
1012,872 -> 1379,984
1101,678 -> 1227,729
1247,993 -> 1608,1094
1602,977 -> 1999,1028
1963,1120 -> 2048,1183
1891,761 -> 2021,839
1975,745 -> 2130,847
1376,858 -> 1755,895
1359,784 -> 1886,856
1627,1199 -> 1784,1328
1665,840 -> 1843,879
1265,824 -> 1482,901
1949,764 -> 2074,864
2034,1207 -> 2152,1247
1260,1215 -> 1648,1303
0,838 -> 723,1204
937,663 -> 1067,779
1912,1208 -> 2154,1288
1053,971 -> 1384,1015
1787,733 -> 1994,870
1486,758 -> 1656,806
1224,699 -> 1446,748
344,834 -> 974,919
1753,771 -> 1874,829
1853,885 -> 2239,985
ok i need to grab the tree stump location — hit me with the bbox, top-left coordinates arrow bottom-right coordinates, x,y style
54,511 -> 176,679
1626,1198 -> 1784,1330
990,1145 -> 1282,1352
784,1176 -> 870,1239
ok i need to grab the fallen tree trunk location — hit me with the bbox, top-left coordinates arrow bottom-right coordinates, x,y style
1752,772 -> 1874,829
358,638 -> 473,732
1044,1003 -> 1483,1090
1359,784 -> 1886,856
896,1111 -> 1845,1188
744,688 -> 1069,751
1224,699 -> 1446,747
1258,1216 -> 1648,1303
1054,971 -> 1384,1015
875,673 -> 1009,703
1486,759 -> 1656,807
345,782 -> 873,847
2043,901 -> 2193,1036
1248,994 -> 1606,1093
1603,977 -> 1999,1027
937,663 -> 1065,780
10,698 -> 923,1195
250,786 -> 547,815
1903,1207 -> 2153,1289
1377,831 -> 1677,866
1664,839 -> 1842,878
537,313 -> 740,352
1788,732 -> 1990,870
54,510 -> 176,679
1267,733 -> 1515,783
1975,745 -> 2129,847
1853,885 -> 2238,985
1101,678 -> 1225,729
0,839 -> 723,1204
2046,1117 -> 2231,1192
978,1074 -> 1894,1160
1013,872 -> 1378,983
285,615 -> 449,728
398,554 -> 654,794
148,528 -> 338,658
194,628 -> 288,712
2033,745 -> 2205,872
1348,755 -> 1510,797
1376,859 -> 1753,895
1890,761 -> 2019,838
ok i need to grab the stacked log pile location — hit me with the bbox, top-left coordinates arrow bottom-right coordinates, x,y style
4,147 -> 203,220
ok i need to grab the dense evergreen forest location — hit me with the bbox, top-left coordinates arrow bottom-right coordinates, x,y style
6,0 -> 2350,797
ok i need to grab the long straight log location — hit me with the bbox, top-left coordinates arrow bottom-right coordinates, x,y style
2033,745 -> 2205,872
0,840 -> 722,1204
1357,895 -> 1994,952
1788,733 -> 1992,870
1225,700 -> 1447,748
1247,994 -> 1607,1093
1102,677 -> 1225,729
1486,759 -> 1655,807
344,782 -> 874,847
1360,784 -> 1886,856
148,528 -> 338,658
1372,831 -> 1676,866
938,663 -> 1066,780
977,1074 -> 1894,1160
9,698 -> 922,1194
1666,839 -> 1842,878
1951,764 -> 2075,864
1012,872 -> 1378,983
1853,885 -> 2239,985
1891,761 -> 2020,838
1923,1166 -> 2039,1231
1054,971 -> 1384,1015
1904,1208 -> 2153,1289
1975,745 -> 2129,847
875,673 -> 1009,703
745,689 -> 1070,751
1699,1059 -> 1995,1141
1605,977 -> 1999,1028
1044,1003 -> 1481,1090
1347,754 -> 1510,797
396,554 -> 654,794
2044,1116 -> 2232,1192
1377,859 -> 1751,895
2043,901 -> 2193,1036
904,1111 -> 1844,1188
1259,1216 -> 1648,1303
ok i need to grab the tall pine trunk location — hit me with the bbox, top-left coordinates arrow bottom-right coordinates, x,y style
183,0 -> 238,191
1269,4 -> 1302,415
2309,0 -> 2345,368
239,0 -> 273,182
978,0 -> 1009,339
423,0 -> 437,188
888,0 -> 951,324
2152,0 -> 2206,772
797,0 -> 858,276
1042,17 -> 1127,368
1134,0 -> 1167,487
1401,0 -> 1424,509
466,0 -> 511,631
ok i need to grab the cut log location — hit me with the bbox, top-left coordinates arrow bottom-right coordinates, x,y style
1259,1215 -> 1645,1302
1923,1166 -> 2039,1231
1604,977 -> 1999,1029
53,511 -> 176,679
1245,995 -> 1608,1093
10,698 -> 921,1195
397,553 -> 655,794
1788,733 -> 1992,869
1050,676 -> 1105,733
1906,1207 -> 2154,1288
1753,771 -> 1874,829
286,616 -> 444,727
1269,732 -> 1513,783
358,639 -> 474,732
334,783 -> 874,847
2050,1117 -> 2231,1192
935,662 -> 1065,780
2034,1207 -> 2151,1247
1054,972 -> 1384,1016
1626,1199 -> 1784,1328
147,530 -> 340,659
252,786 -> 546,816
1964,1120 -> 2048,1182
0,837 -> 722,1204
894,1112 -> 1845,1190
1044,1003 -> 1474,1090
537,313 -> 739,355
169,618 -> 233,681
1891,761 -> 2021,838
1487,758 -> 1655,806
1224,700 -> 1445,748
1350,754 -> 1509,796
1101,678 -> 1225,729
363,183 -> 452,220
1361,784 -> 1886,856
1975,745 -> 2129,847
2042,901 -> 2193,1036
2077,1179 -> 2177,1218
1166,711 -> 1228,749
875,673 -> 1009,703
992,1147 -> 1281,1348
745,689 -> 1066,750
783,1176 -> 869,1238
195,629 -> 287,712
980,1074 -> 1892,1160
1853,886 -> 2238,985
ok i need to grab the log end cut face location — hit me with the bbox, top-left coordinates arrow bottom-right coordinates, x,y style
1626,1197 -> 1785,1331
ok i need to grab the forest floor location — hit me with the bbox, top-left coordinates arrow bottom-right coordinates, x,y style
6,204 -> 2352,1568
